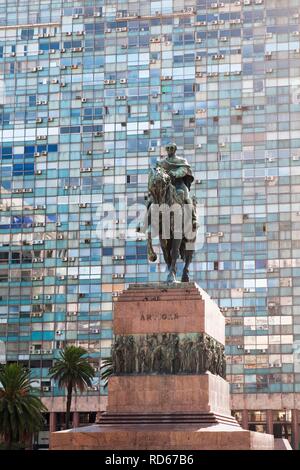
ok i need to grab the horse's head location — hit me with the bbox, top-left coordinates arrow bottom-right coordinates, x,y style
148,167 -> 171,203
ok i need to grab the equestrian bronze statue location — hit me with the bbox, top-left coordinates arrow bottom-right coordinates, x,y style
138,143 -> 198,284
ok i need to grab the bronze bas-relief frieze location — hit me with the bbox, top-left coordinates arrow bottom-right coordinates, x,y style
112,332 -> 226,378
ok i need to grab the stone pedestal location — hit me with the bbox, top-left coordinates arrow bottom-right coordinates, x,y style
50,283 -> 275,450
113,283 -> 225,343
107,374 -> 231,415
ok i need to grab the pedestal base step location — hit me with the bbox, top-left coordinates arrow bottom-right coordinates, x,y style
119,283 -> 201,302
98,412 -> 240,428
50,426 -> 275,450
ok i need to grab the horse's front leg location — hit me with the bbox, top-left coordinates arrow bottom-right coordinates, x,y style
147,232 -> 157,262
167,238 -> 182,284
181,250 -> 194,282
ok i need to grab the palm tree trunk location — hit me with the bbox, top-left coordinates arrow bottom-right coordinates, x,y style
65,383 -> 73,429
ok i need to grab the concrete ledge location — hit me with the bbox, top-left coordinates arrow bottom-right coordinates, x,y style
50,425 -> 274,450
274,438 -> 292,450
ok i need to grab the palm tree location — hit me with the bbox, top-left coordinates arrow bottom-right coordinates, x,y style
49,346 -> 95,429
0,363 -> 47,449
100,357 -> 113,388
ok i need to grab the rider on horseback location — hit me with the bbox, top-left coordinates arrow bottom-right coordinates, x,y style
141,143 -> 198,232
137,142 -> 199,283
156,143 -> 198,229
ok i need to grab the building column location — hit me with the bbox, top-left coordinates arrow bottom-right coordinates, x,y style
266,410 -> 273,435
49,412 -> 57,433
73,411 -> 80,428
292,409 -> 299,450
241,409 -> 248,429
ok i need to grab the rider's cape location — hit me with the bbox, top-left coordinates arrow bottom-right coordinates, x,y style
157,156 -> 194,190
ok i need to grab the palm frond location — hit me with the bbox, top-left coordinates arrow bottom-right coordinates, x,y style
49,346 -> 95,392
0,363 -> 47,447
100,357 -> 114,388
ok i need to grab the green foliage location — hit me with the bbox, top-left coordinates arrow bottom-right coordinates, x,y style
49,346 -> 95,429
0,363 -> 47,448
0,441 -> 25,450
100,357 -> 113,388
49,345 -> 95,392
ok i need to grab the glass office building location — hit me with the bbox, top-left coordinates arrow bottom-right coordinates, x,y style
0,0 -> 300,448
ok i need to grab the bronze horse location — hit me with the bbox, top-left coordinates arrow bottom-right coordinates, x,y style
144,166 -> 197,283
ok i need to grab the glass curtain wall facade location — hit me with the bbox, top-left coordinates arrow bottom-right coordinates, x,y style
0,0 -> 300,448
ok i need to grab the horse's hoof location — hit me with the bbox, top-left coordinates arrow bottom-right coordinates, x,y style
181,271 -> 190,282
149,254 -> 157,262
166,271 -> 177,284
